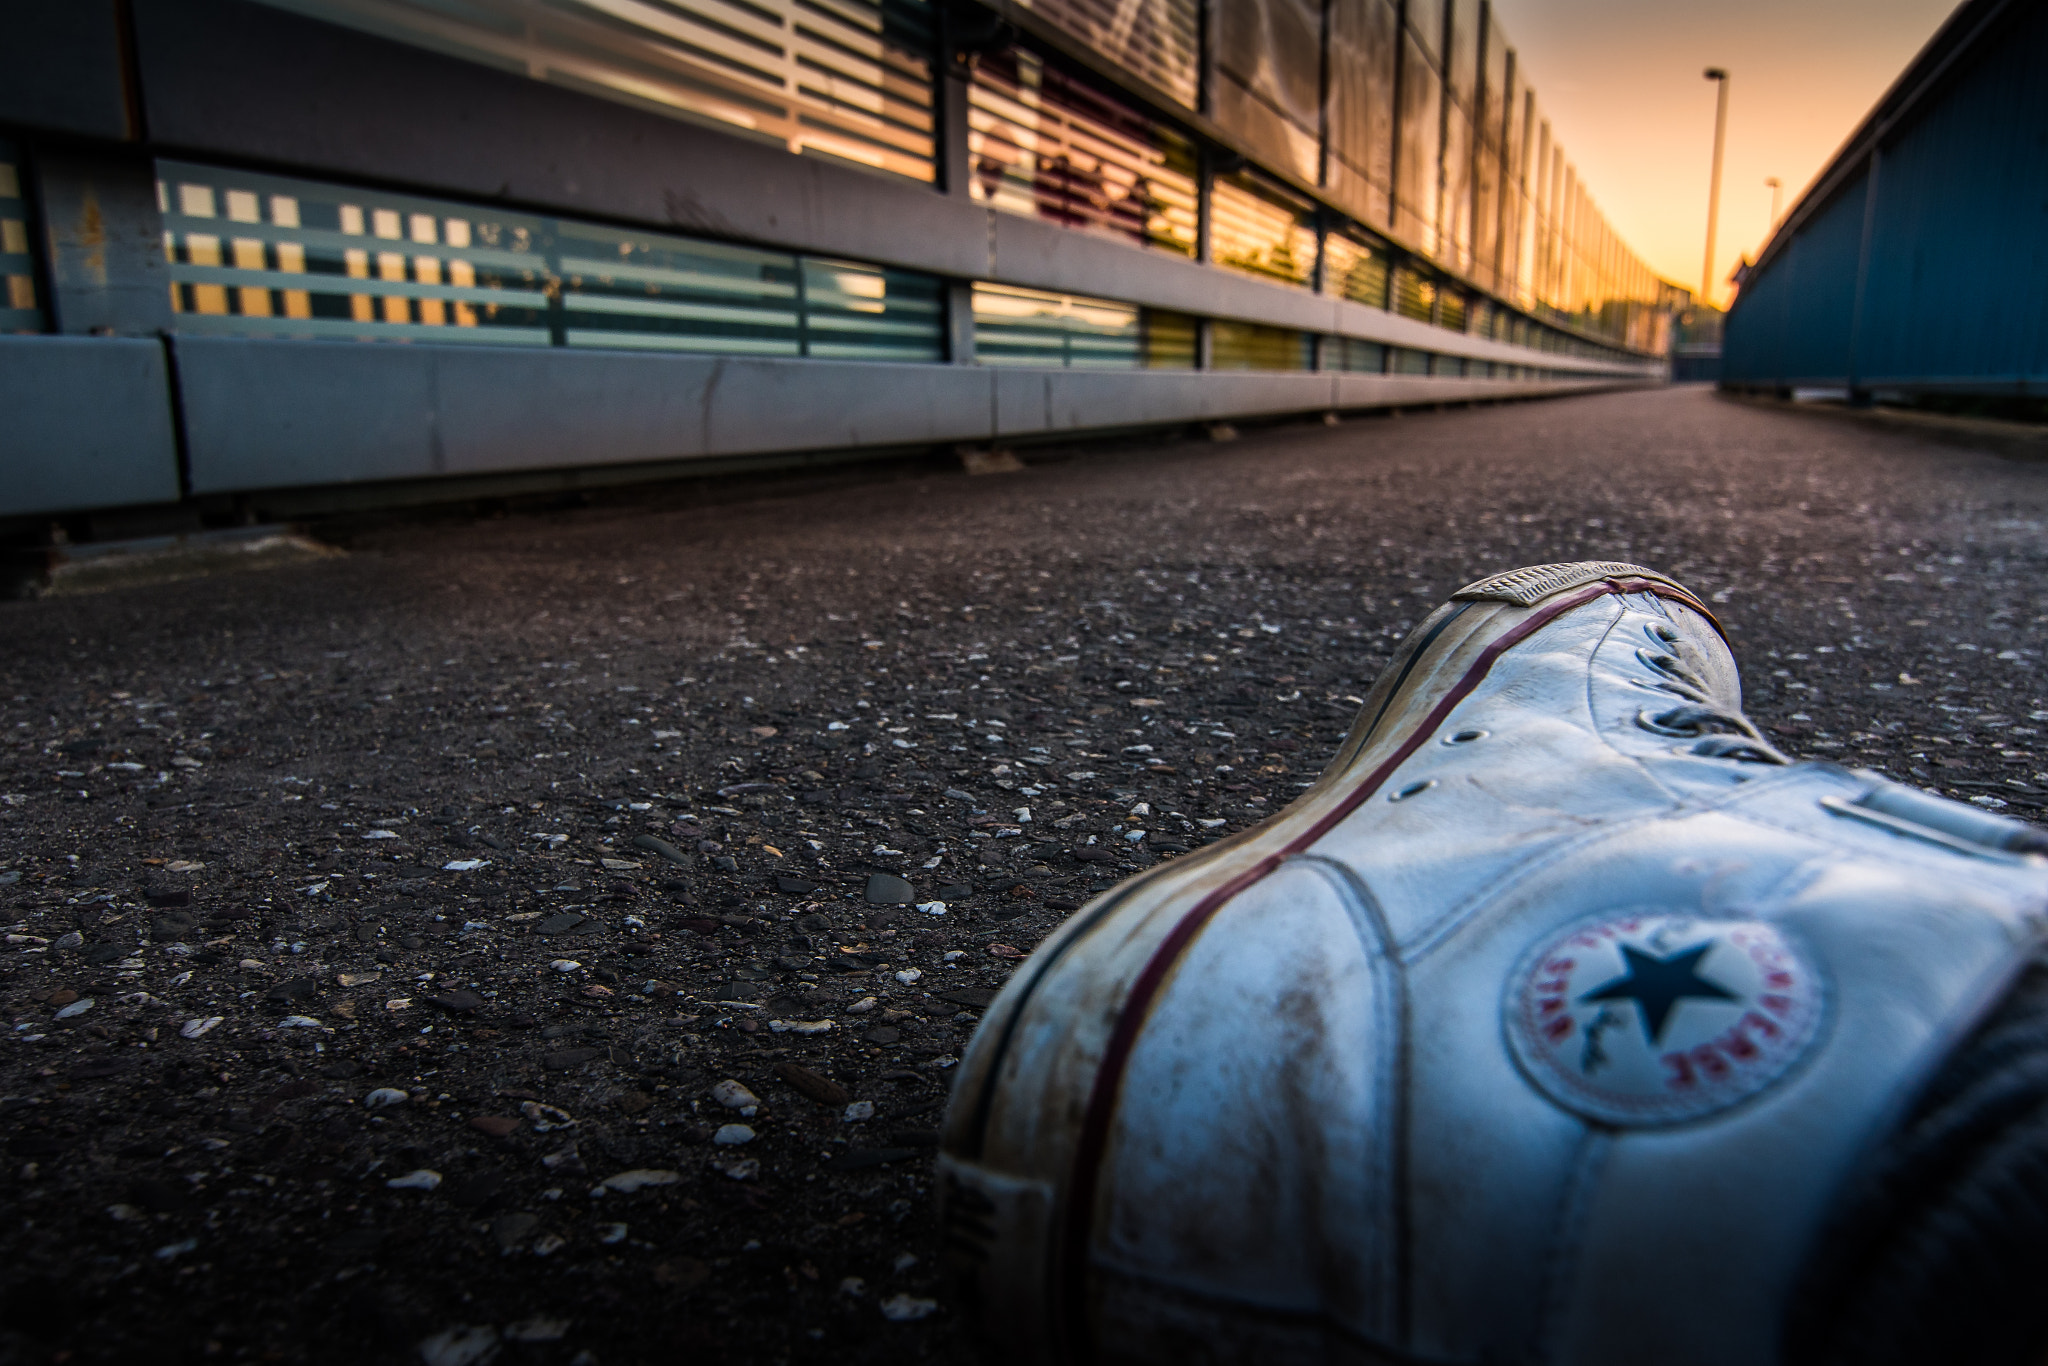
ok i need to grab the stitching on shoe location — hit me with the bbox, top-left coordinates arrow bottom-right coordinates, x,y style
1532,1128 -> 1616,1363
1289,852 -> 1411,1340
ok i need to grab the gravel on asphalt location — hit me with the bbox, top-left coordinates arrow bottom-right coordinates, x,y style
2,386 -> 2045,1364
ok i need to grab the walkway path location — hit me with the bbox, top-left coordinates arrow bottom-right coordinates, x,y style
2,387 -> 2043,1363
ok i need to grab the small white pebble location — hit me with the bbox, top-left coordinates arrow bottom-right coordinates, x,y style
843,1100 -> 875,1122
880,1294 -> 939,1322
710,1080 -> 761,1112
713,1124 -> 756,1146
895,968 -> 923,986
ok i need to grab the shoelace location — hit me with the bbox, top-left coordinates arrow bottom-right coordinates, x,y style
1634,648 -> 1791,766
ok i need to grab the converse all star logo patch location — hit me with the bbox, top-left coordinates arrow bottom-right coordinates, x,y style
1506,913 -> 1826,1126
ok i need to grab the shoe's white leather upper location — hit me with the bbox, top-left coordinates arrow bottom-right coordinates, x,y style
941,575 -> 2048,1366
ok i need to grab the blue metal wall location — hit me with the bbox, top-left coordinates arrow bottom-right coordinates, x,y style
1722,0 -> 2048,397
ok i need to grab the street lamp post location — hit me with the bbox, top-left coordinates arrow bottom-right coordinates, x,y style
1765,176 -> 1782,227
1701,67 -> 1729,307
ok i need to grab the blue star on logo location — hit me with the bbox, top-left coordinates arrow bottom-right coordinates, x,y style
1579,942 -> 1736,1044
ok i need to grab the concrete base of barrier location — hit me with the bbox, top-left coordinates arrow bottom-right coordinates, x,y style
0,336 -> 182,517
173,337 -> 1638,497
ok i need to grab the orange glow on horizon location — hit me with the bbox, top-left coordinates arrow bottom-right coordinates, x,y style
1486,0 -> 1961,308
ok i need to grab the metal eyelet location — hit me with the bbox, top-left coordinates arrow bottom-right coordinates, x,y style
1442,728 -> 1489,745
1636,647 -> 1683,676
1390,779 -> 1436,802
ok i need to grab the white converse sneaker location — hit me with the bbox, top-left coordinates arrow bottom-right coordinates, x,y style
938,562 -> 2048,1366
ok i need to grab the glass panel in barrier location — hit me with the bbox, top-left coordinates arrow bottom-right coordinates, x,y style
0,144 -> 43,334
1332,337 -> 1386,371
256,0 -> 937,183
1009,0 -> 1200,109
1439,103 -> 1473,274
1393,28 -> 1440,255
554,222 -> 801,355
156,161 -> 942,359
1324,0 -> 1398,233
1210,174 -> 1316,288
1324,230 -> 1390,309
968,47 -> 1198,257
971,283 -> 1142,367
801,257 -> 944,361
1391,346 -> 1431,374
1212,0 -> 1323,186
158,163 -> 556,346
1210,320 -> 1313,370
1144,310 -> 1198,367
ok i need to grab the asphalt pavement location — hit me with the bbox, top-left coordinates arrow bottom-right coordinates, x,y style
3,385 -> 2045,1365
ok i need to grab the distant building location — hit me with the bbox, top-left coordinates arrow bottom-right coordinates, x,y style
1671,300 -> 1723,384
1721,0 -> 2048,415
1,0 -> 1682,532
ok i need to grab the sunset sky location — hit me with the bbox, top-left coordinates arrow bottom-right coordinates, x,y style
1486,0 -> 1961,307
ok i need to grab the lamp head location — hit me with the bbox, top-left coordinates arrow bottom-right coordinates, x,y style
1704,67 -> 1727,81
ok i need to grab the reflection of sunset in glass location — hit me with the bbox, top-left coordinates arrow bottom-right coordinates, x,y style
1489,0 -> 1960,306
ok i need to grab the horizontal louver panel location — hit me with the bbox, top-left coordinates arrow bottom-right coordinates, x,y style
1210,175 -> 1316,289
1210,320 -> 1313,370
256,0 -> 936,182
1331,337 -> 1387,372
1391,264 -> 1437,324
157,161 -> 942,360
972,283 -> 1143,367
1325,231 -> 1391,309
969,48 -> 1198,257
